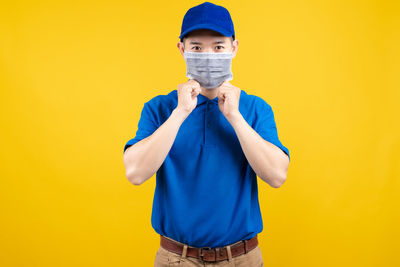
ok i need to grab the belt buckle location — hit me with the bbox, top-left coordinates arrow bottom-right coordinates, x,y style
199,246 -> 215,262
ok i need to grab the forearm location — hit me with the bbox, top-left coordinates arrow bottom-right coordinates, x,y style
123,107 -> 189,185
228,112 -> 289,188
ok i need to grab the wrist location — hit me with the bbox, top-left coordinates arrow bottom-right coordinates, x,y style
172,107 -> 190,122
226,110 -> 243,125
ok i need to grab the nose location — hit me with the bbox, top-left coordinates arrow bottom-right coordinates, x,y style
202,47 -> 214,53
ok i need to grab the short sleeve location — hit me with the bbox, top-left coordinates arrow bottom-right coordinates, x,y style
123,101 -> 159,154
253,99 -> 290,161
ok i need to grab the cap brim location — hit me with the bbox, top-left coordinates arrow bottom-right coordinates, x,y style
179,23 -> 232,40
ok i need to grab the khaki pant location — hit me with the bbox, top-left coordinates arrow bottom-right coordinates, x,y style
154,242 -> 264,266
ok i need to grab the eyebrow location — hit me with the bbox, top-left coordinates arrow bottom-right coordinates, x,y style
189,40 -> 226,45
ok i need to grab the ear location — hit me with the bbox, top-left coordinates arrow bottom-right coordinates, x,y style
177,42 -> 185,58
232,39 -> 239,58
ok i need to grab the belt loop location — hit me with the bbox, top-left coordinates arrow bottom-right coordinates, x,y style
244,239 -> 248,253
182,244 -> 188,259
226,245 -> 233,262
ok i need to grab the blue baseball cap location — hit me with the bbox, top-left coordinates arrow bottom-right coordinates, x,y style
179,2 -> 235,42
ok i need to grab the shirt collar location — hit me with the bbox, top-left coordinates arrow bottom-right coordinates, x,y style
196,93 -> 219,106
173,89 -> 243,107
196,90 -> 244,106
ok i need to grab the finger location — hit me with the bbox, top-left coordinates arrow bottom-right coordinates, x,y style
186,83 -> 198,92
218,90 -> 224,100
191,87 -> 198,94
190,79 -> 200,86
222,80 -> 232,87
191,86 -> 200,95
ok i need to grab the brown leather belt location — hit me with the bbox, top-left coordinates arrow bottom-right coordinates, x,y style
160,234 -> 258,262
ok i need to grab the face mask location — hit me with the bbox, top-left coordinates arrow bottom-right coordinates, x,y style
184,51 -> 233,89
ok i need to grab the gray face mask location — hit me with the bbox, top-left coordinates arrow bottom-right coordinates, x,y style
184,51 -> 233,89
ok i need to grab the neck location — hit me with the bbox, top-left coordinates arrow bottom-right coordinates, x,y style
199,85 -> 220,100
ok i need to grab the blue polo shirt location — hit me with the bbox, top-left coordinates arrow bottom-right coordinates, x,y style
123,89 -> 290,248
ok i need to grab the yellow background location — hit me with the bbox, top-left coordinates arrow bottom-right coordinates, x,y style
1,0 -> 399,266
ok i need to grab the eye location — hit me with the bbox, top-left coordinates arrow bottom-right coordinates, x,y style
216,46 -> 224,50
192,46 -> 201,51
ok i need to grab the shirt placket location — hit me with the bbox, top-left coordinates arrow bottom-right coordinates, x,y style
204,100 -> 212,145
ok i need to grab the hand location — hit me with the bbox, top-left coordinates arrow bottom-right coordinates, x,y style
217,81 -> 242,121
176,79 -> 201,116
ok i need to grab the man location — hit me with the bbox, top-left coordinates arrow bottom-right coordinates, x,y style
123,2 -> 290,266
